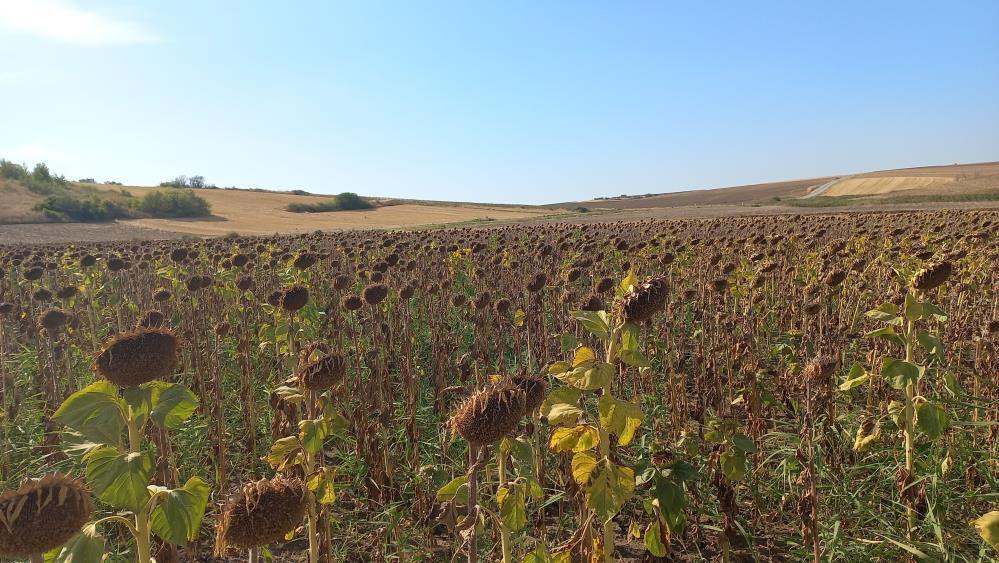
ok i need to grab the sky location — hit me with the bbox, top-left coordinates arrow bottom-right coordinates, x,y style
1,1 -> 997,204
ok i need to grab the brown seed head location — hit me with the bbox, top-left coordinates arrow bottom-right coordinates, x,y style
619,276 -> 669,323
94,327 -> 179,387
0,474 -> 93,559
912,261 -> 952,291
451,382 -> 527,446
216,477 -> 308,553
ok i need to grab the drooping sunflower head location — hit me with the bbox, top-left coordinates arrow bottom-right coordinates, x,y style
0,474 -> 93,559
93,327 -> 180,387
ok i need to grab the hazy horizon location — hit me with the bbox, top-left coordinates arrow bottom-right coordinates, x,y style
2,1 -> 998,204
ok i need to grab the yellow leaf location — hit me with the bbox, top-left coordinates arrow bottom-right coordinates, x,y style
573,346 -> 596,368
549,425 -> 599,453
975,511 -> 999,550
514,309 -> 526,327
571,451 -> 598,484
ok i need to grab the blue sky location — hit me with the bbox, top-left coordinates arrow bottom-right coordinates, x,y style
1,1 -> 997,204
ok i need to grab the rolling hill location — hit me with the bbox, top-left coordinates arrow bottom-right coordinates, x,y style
552,161 -> 999,209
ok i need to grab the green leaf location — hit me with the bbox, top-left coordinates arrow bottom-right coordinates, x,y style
887,400 -> 908,429
45,522 -> 105,563
915,401 -> 950,440
570,310 -> 609,340
559,333 -> 579,353
597,394 -> 644,446
435,475 -> 468,505
498,485 -> 527,532
652,477 -> 685,516
507,437 -> 535,472
668,461 -> 697,482
863,326 -> 906,348
150,476 -> 210,545
149,382 -> 199,429
299,418 -> 331,455
555,362 -> 614,391
865,303 -> 901,324
53,381 -> 126,447
549,425 -> 599,453
619,323 -> 652,367
720,447 -> 747,482
644,520 -> 668,557
916,330 -> 944,362
881,357 -> 923,390
585,462 -> 635,522
121,386 -> 154,431
619,322 -> 640,352
731,433 -> 756,454
571,451 -> 598,484
84,446 -> 154,511
541,386 -> 582,426
974,511 -> 999,550
523,547 -> 565,563
839,362 -> 871,391
60,430 -> 104,459
904,294 -> 949,322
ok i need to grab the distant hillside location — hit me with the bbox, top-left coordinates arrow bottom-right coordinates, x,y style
552,161 -> 999,209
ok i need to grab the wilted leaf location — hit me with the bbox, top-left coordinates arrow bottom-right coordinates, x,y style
307,467 -> 336,505
556,362 -> 614,391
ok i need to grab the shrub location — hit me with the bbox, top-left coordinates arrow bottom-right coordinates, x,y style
138,189 -> 212,218
34,195 -> 130,222
0,160 -> 28,180
286,192 -> 374,213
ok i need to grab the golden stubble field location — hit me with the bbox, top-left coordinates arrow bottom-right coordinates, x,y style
91,184 -> 550,236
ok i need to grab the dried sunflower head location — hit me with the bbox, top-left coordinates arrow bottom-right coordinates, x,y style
93,327 -> 179,387
0,474 -> 93,559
